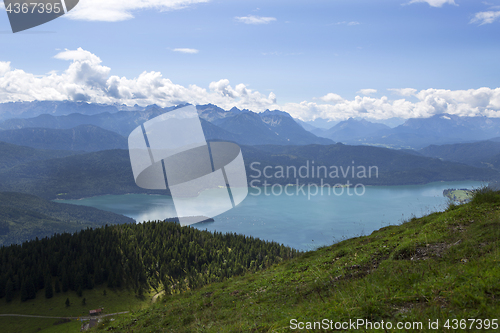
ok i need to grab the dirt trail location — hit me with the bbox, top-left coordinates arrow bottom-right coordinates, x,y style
0,311 -> 129,320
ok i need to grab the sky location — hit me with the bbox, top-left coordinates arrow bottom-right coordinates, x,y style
0,0 -> 500,122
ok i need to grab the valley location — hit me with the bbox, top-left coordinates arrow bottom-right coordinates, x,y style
0,101 -> 498,332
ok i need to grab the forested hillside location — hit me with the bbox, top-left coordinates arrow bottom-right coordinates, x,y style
0,192 -> 134,246
0,125 -> 128,152
0,141 -> 78,172
0,221 -> 299,304
0,144 -> 496,201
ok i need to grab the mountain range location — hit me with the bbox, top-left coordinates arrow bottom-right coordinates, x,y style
0,141 -> 496,201
0,141 -> 78,171
0,103 -> 332,147
418,140 -> 500,169
0,125 -> 128,152
2,100 -> 500,155
313,114 -> 500,149
312,118 -> 390,142
0,100 -> 146,121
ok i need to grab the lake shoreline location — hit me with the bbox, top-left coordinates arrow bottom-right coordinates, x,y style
55,181 -> 483,251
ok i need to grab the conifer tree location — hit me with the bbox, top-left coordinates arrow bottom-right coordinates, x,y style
45,277 -> 53,299
5,279 -> 13,303
54,279 -> 61,293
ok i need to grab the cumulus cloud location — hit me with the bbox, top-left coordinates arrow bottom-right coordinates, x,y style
287,88 -> 500,121
321,93 -> 344,103
407,0 -> 456,7
388,88 -> 418,96
173,48 -> 199,54
0,48 -> 278,111
357,89 -> 377,95
1,49 -> 500,122
470,11 -> 500,25
65,0 -> 209,22
235,15 -> 277,25
0,62 -> 10,77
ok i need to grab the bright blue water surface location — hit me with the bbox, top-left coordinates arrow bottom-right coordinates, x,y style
57,181 -> 482,251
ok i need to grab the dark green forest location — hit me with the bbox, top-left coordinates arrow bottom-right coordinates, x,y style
0,221 -> 300,303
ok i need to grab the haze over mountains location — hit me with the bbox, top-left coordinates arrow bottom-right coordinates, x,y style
0,102 -> 332,147
0,125 -> 128,152
1,100 -> 500,175
311,114 -> 500,149
0,100 -> 499,243
312,118 -> 391,143
0,140 -> 496,202
0,100 -> 144,121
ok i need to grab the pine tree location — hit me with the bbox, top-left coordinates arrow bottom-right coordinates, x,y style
54,279 -> 61,293
0,275 -> 6,299
62,273 -> 69,293
27,279 -> 36,300
5,279 -> 13,303
44,277 -> 53,299
20,280 -> 28,302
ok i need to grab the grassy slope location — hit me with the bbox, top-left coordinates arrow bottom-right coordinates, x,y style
0,286 -> 155,333
95,192 -> 500,332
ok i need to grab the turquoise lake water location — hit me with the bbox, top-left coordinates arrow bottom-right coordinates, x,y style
57,181 -> 483,251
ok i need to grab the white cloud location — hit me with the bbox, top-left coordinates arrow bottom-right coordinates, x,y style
0,62 -> 10,77
0,49 -> 278,111
470,11 -> 500,25
388,88 -> 417,96
335,21 -> 361,26
357,89 -> 377,95
235,15 -> 277,25
173,48 -> 199,54
407,0 -> 456,7
2,49 -> 500,122
0,2 -> 5,10
54,48 -> 102,62
65,0 -> 209,22
321,93 -> 344,103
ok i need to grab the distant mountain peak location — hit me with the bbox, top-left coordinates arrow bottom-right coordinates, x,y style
229,106 -> 242,114
261,109 -> 293,118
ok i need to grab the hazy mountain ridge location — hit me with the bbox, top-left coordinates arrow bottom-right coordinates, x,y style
0,141 -> 78,171
352,114 -> 500,148
0,125 -> 128,152
0,106 -> 175,137
2,101 -> 500,150
0,142 -> 494,200
419,140 -> 500,168
0,103 -> 331,146
315,118 -> 390,142
245,144 -> 498,185
218,111 -> 333,145
303,113 -> 500,149
0,149 -> 163,200
0,100 -> 144,121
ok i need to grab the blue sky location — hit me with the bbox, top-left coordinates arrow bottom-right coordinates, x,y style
0,0 -> 500,121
